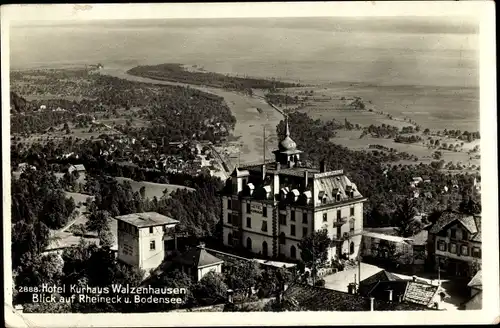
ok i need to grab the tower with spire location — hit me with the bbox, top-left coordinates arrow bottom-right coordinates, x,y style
273,115 -> 303,168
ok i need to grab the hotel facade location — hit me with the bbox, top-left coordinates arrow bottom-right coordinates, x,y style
220,120 -> 367,262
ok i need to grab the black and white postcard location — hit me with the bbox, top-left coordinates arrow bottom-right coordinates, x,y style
2,2 -> 498,327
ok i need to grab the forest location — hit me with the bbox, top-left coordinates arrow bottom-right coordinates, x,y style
127,63 -> 300,92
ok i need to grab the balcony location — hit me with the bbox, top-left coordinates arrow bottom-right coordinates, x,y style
333,217 -> 348,227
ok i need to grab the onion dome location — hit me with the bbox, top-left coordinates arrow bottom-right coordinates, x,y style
279,116 -> 297,151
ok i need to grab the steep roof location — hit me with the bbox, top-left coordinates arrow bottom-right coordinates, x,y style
429,211 -> 481,243
404,282 -> 439,306
313,173 -> 363,203
360,270 -> 403,291
467,270 -> 482,289
283,283 -> 430,311
173,246 -> 224,268
360,273 -> 440,307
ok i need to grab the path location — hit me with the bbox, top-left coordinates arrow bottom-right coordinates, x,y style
99,66 -> 285,166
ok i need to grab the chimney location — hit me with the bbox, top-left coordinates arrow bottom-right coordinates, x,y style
387,289 -> 393,302
262,164 -> 266,181
370,297 -> 375,311
320,160 -> 326,173
304,170 -> 309,188
276,162 -> 281,171
412,276 -> 417,282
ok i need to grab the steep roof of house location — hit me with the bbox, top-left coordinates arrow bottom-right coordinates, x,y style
360,270 -> 403,289
173,246 -> 224,268
313,173 -> 363,203
282,283 -> 430,311
403,282 -> 439,306
467,270 -> 482,289
429,211 -> 480,237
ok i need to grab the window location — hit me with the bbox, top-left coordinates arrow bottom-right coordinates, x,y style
246,237 -> 252,250
261,221 -> 268,232
302,227 -> 308,237
246,217 -> 252,228
263,206 -> 267,217
350,219 -> 355,232
228,233 -> 233,246
247,203 -> 251,214
350,207 -> 355,216
438,241 -> 446,251
472,247 -> 481,258
322,198 -> 327,204
337,210 -> 341,220
163,225 -> 167,232
279,232 -> 286,244
291,210 -> 296,222
350,242 -> 355,255
337,226 -> 342,238
291,225 -> 296,236
462,230 -> 468,241
450,229 -> 456,239
150,240 -> 156,250
302,213 -> 308,224
336,194 -> 341,202
450,243 -> 457,254
227,199 -> 232,209
290,246 -> 297,259
228,213 -> 232,224
279,214 -> 286,225
149,227 -> 154,234
323,213 -> 327,222
461,245 -> 469,256
262,241 -> 268,256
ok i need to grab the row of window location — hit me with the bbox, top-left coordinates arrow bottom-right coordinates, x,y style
323,208 -> 355,222
450,228 -> 469,241
122,244 -> 134,256
245,203 -> 268,217
437,241 -> 481,258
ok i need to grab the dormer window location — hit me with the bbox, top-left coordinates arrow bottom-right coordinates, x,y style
336,193 -> 341,202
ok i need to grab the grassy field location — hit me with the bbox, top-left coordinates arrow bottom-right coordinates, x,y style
331,130 -> 480,167
114,177 -> 194,199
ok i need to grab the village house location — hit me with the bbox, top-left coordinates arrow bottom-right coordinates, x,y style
460,270 -> 482,310
113,212 -> 179,274
172,244 -> 224,282
358,270 -> 448,310
220,119 -> 366,262
68,164 -> 86,175
280,283 -> 435,311
428,211 -> 481,278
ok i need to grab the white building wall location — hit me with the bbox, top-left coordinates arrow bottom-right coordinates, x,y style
138,225 -> 165,271
197,263 -> 223,281
278,237 -> 301,260
117,223 -> 139,267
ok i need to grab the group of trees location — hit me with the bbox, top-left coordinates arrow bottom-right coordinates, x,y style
127,64 -> 300,92
279,112 -> 480,228
394,134 -> 422,144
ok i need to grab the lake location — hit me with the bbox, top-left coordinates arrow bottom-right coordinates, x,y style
9,17 -> 480,131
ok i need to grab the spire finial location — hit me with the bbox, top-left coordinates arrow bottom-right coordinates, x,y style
285,114 -> 290,137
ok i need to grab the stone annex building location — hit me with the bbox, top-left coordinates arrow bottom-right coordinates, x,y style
220,119 -> 367,261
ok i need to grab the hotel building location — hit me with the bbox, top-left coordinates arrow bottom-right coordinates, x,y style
220,120 -> 367,262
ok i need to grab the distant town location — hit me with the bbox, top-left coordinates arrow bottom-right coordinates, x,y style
9,56 -> 482,314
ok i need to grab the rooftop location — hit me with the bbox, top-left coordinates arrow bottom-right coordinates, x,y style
283,283 -> 431,311
362,231 -> 413,244
173,246 -> 224,268
429,211 -> 481,242
114,212 -> 179,228
239,161 -> 320,178
467,270 -> 482,289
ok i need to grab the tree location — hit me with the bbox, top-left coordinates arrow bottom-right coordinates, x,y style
98,227 -> 115,248
393,197 -> 423,237
298,228 -> 332,269
224,260 -> 262,296
193,271 -> 228,306
86,210 -> 111,234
